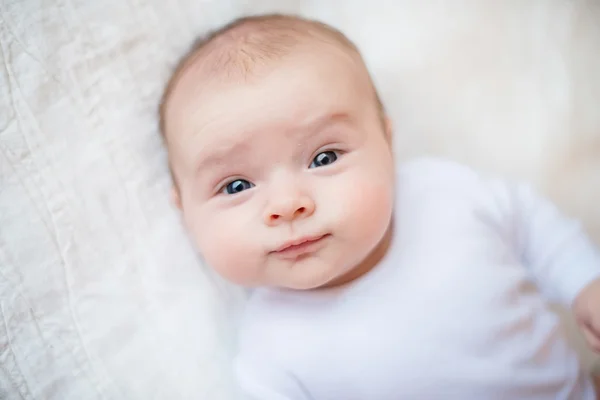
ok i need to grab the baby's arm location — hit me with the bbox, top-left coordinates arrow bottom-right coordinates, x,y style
493,181 -> 600,351
499,182 -> 600,306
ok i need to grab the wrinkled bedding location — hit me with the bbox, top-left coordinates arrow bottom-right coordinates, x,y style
1,0 -> 599,399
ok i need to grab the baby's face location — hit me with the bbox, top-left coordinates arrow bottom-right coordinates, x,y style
166,45 -> 394,289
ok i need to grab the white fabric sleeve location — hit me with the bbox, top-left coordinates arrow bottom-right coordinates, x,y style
233,355 -> 313,400
498,181 -> 600,306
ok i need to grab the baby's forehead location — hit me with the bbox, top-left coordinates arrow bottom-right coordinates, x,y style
166,47 -> 361,139
181,26 -> 355,88
161,17 -> 361,127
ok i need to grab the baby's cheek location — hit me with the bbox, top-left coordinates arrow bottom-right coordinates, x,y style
360,185 -> 392,234
194,215 -> 263,286
339,173 -> 393,245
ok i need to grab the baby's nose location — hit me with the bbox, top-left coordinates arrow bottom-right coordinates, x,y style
264,194 -> 315,226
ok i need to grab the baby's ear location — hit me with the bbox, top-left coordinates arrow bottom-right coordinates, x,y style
171,187 -> 182,210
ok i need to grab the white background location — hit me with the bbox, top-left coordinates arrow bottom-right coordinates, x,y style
1,0 -> 599,398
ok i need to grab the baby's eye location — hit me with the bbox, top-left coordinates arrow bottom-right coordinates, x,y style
310,151 -> 339,168
223,179 -> 255,195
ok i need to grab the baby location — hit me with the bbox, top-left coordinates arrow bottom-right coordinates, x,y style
159,14 -> 600,399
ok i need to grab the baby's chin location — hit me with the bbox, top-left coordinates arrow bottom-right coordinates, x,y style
260,254 -> 368,291
209,261 -> 335,290
264,261 -> 344,291
222,260 -> 365,291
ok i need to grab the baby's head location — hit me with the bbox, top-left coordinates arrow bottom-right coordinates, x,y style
160,14 -> 395,290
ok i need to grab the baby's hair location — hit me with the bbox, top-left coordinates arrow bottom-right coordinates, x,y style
158,13 -> 384,142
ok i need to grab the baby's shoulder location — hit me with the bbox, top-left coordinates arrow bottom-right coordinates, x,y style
398,156 -> 482,187
395,157 -> 517,220
396,156 -> 491,200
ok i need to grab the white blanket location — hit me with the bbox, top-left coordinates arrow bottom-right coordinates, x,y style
1,0 -> 598,399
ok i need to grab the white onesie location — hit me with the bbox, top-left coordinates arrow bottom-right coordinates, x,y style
234,158 -> 600,400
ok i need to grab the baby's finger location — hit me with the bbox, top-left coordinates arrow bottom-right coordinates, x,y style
581,325 -> 600,353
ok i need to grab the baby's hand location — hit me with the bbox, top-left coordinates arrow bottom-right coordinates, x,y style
573,278 -> 600,352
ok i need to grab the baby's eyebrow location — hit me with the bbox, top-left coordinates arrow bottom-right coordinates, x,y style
195,140 -> 252,173
194,112 -> 351,173
300,112 -> 351,137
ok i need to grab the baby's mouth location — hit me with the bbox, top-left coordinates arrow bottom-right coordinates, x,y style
272,234 -> 330,259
